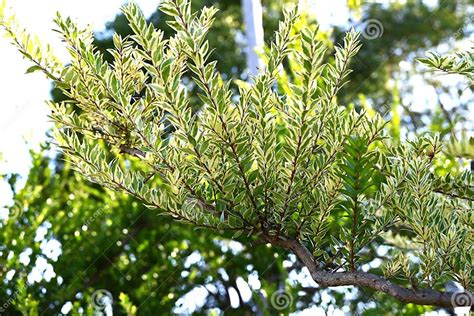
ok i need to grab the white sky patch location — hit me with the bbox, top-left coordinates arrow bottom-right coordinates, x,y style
6,269 -> 15,280
174,286 -> 209,314
310,0 -> 350,30
228,286 -> 240,308
235,276 -> 252,302
19,247 -> 33,266
60,301 -> 73,315
248,272 -> 261,290
40,238 -> 62,261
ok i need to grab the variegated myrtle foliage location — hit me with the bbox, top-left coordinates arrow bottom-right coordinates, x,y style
1,0 -> 473,307
418,49 -> 474,83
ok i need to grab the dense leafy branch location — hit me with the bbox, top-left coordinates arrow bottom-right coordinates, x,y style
418,50 -> 474,83
1,0 -> 473,308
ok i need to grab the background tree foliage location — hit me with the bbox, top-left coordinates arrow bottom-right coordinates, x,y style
0,0 -> 472,315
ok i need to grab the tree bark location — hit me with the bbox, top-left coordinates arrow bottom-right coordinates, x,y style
269,236 -> 473,308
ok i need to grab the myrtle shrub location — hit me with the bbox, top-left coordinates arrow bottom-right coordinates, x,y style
1,0 -> 472,307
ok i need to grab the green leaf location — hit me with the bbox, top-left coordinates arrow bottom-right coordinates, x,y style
25,65 -> 43,74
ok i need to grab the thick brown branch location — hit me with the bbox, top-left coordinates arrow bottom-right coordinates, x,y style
271,237 -> 473,308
